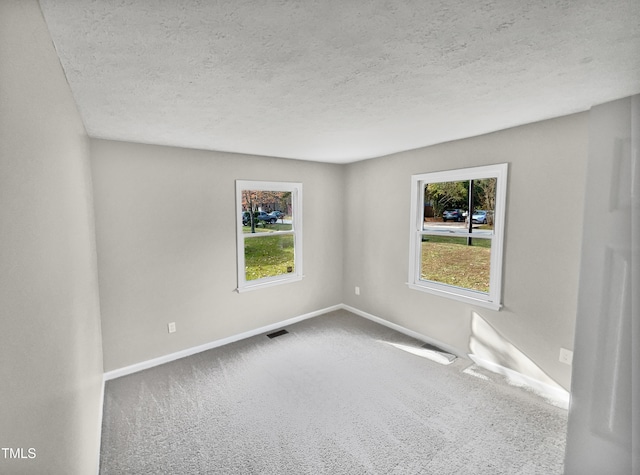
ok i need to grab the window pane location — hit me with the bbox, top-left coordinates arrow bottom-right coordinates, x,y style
423,178 -> 497,233
244,234 -> 295,281
420,235 -> 491,293
470,177 -> 496,232
241,189 -> 292,233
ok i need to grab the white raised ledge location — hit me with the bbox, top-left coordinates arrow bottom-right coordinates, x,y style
236,275 -> 304,293
406,282 -> 502,311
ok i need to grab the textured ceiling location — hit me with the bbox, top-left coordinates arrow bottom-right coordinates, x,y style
39,0 -> 640,163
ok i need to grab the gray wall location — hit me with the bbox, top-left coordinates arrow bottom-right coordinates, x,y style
90,140 -> 345,372
343,112 -> 589,391
0,1 -> 103,474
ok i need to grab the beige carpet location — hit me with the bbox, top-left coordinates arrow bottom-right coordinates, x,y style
100,310 -> 567,474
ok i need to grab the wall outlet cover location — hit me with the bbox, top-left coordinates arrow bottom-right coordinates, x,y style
559,348 -> 573,365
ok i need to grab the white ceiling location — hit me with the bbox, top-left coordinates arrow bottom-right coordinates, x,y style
39,0 -> 640,163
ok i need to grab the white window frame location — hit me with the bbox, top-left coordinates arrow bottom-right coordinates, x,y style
236,180 -> 303,292
407,163 -> 508,310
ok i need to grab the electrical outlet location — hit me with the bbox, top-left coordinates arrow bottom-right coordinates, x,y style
355,286 -> 360,296
559,348 -> 573,365
168,322 -> 176,334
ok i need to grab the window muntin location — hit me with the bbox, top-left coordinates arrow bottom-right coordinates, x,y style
408,164 -> 507,310
236,181 -> 302,292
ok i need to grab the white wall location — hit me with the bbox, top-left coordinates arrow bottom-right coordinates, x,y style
564,95 -> 639,474
90,140 -> 345,372
343,113 -> 589,391
0,1 -> 103,474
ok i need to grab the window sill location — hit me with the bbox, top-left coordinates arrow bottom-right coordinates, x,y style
237,275 -> 304,293
406,282 -> 502,311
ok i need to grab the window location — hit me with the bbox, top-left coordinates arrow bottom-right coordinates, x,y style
236,180 -> 302,292
408,164 -> 508,310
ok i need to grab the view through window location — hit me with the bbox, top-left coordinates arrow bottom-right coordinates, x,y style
236,181 -> 302,291
408,164 -> 507,310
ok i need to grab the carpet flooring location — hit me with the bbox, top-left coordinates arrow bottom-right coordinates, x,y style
100,310 -> 568,474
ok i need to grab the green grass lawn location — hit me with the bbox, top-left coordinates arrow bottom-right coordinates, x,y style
421,237 -> 491,292
244,233 -> 294,281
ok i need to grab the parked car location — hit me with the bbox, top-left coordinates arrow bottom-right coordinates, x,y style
442,209 -> 464,222
257,211 -> 277,224
268,211 -> 284,220
242,211 -> 277,225
471,210 -> 491,224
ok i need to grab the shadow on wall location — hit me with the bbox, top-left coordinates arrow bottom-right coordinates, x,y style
468,311 -> 569,406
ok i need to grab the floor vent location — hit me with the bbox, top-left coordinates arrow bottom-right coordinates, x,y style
266,329 -> 289,339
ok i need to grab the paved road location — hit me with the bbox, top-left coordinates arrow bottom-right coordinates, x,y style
423,220 -> 492,235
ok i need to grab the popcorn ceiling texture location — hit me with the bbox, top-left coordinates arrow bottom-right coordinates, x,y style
100,311 -> 568,474
39,0 -> 640,162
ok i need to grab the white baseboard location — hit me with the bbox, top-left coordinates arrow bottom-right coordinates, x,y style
468,354 -> 570,409
342,304 -> 570,409
340,304 -> 467,360
103,304 -> 342,381
102,303 -> 570,410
